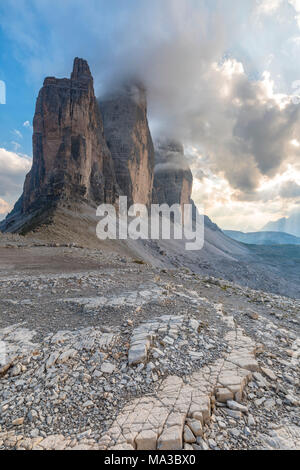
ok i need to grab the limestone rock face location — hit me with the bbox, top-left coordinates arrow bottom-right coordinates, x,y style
100,84 -> 155,207
24,58 -> 118,212
2,58 -> 118,232
153,139 -> 193,211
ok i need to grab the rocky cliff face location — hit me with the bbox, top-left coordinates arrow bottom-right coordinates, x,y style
25,58 -> 119,211
100,84 -> 155,207
153,139 -> 193,210
0,59 -> 199,235
152,139 -> 220,230
1,58 -> 119,232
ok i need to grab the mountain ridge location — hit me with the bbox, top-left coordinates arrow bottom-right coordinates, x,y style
262,211 -> 300,238
225,230 -> 300,246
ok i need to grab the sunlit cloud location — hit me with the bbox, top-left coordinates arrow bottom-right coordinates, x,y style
0,198 -> 11,215
0,148 -> 32,210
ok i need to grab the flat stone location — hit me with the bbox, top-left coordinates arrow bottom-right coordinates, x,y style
190,319 -> 199,331
196,437 -> 210,450
128,344 -> 147,366
247,312 -> 259,320
187,419 -> 203,437
253,372 -> 269,388
285,394 -> 299,406
152,347 -> 165,358
227,400 -> 248,413
135,430 -> 157,450
231,357 -> 259,372
264,399 -> 276,410
208,438 -> 217,448
216,388 -> 234,403
83,400 -> 94,408
184,425 -> 196,444
12,417 -> 24,426
224,409 -> 242,419
261,367 -> 277,381
39,435 -> 67,450
230,428 -> 240,438
248,414 -> 256,426
101,362 -> 115,374
162,336 -> 175,346
157,426 -> 182,450
58,349 -> 77,364
45,352 -> 60,369
184,443 -> 194,450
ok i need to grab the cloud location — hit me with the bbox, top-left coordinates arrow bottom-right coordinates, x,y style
11,129 -> 23,139
255,0 -> 283,16
289,0 -> 300,28
23,120 -> 33,130
279,180 -> 300,198
0,148 -> 32,203
149,59 -> 300,195
0,198 -> 11,215
0,0 -> 300,229
11,141 -> 22,152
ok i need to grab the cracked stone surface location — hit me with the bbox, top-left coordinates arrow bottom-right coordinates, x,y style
99,313 -> 257,450
0,243 -> 299,450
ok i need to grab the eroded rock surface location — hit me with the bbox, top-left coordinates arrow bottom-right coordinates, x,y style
1,58 -> 119,233
153,139 -> 193,212
100,83 -> 155,207
0,249 -> 299,450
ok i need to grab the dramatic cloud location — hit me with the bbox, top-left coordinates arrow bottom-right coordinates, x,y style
0,0 -> 299,229
0,148 -> 31,204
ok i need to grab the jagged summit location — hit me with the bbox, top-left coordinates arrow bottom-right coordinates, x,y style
0,58 -> 119,233
0,59 -> 157,233
71,57 -> 93,82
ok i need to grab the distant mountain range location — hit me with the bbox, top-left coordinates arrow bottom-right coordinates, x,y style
224,230 -> 300,246
262,212 -> 300,238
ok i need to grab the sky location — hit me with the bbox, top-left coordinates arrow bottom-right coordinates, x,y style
0,0 -> 300,231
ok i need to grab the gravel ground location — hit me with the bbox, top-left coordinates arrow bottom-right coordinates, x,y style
0,238 -> 299,450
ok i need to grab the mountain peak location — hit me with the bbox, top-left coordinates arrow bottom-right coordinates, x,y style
71,57 -> 92,82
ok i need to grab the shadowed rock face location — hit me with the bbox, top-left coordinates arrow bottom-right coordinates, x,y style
23,58 -> 118,211
152,139 -> 220,231
1,58 -> 119,232
100,84 -> 155,207
153,139 -> 193,210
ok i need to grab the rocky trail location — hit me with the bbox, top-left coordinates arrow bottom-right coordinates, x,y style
0,242 -> 299,450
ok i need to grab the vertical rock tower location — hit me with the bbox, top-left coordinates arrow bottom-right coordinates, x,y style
100,83 -> 155,207
25,59 -> 120,210
1,58 -> 119,232
23,57 -> 118,212
153,139 -> 193,211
